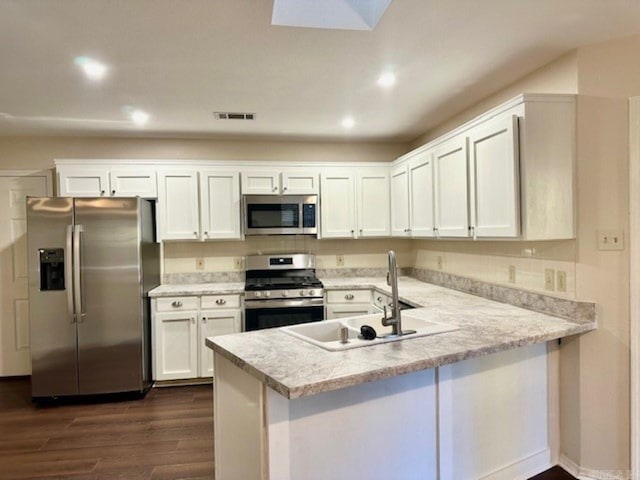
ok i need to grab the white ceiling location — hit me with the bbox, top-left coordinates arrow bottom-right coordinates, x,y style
2,0 -> 640,142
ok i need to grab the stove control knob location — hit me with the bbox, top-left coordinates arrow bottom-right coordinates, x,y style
264,291 -> 271,298
299,290 -> 306,296
255,292 -> 262,298
308,290 -> 315,296
282,291 -> 289,297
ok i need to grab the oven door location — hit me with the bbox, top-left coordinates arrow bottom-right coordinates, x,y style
244,298 -> 324,331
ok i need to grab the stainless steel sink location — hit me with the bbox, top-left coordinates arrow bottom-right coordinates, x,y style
282,312 -> 458,351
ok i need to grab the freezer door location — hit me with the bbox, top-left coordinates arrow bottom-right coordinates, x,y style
27,197 -> 78,397
74,197 -> 145,394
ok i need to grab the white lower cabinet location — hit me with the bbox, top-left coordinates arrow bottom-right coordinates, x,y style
154,310 -> 199,381
199,310 -> 242,377
153,295 -> 242,380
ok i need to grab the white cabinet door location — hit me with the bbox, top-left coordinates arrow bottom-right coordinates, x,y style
357,170 -> 390,237
408,152 -> 435,237
390,166 -> 410,237
241,171 -> 281,195
469,115 -> 520,237
325,304 -> 375,320
281,171 -> 319,195
109,169 -> 157,198
58,168 -> 109,197
199,310 -> 242,377
157,170 -> 200,241
434,137 -> 470,238
320,171 -> 356,238
154,311 -> 198,381
200,170 -> 241,240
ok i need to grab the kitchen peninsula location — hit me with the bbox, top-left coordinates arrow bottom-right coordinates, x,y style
207,277 -> 596,480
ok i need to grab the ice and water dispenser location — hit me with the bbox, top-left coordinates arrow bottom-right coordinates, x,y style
38,248 -> 65,291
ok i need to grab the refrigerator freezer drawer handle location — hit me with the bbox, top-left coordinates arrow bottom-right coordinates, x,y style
66,225 -> 75,323
73,225 -> 85,322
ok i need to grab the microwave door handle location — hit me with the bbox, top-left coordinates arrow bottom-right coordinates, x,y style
73,224 -> 85,322
298,203 -> 303,230
65,225 -> 75,323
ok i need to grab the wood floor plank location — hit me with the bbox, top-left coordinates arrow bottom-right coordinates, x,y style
0,378 -> 213,480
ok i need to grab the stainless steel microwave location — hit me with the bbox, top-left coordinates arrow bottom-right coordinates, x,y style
243,195 -> 318,235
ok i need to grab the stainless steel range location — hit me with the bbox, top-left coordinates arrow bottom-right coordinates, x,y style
244,254 -> 324,331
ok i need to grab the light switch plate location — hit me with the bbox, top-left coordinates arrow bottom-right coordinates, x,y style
508,265 -> 516,283
234,257 -> 244,270
598,229 -> 624,250
544,269 -> 555,291
196,258 -> 205,270
336,255 -> 345,267
557,270 -> 567,293
437,256 -> 443,270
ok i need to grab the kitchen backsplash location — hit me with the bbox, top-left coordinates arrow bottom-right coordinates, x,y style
162,237 -> 577,299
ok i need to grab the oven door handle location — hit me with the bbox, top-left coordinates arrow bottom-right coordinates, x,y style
244,298 -> 324,309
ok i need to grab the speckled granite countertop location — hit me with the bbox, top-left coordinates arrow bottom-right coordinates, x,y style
149,283 -> 244,297
206,276 -> 596,399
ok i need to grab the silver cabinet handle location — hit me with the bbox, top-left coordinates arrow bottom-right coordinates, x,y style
345,293 -> 354,300
272,186 -> 278,192
202,317 -> 207,323
283,186 -> 288,191
215,298 -> 227,305
204,231 -> 209,237
359,229 -> 363,234
194,231 -> 198,237
377,296 -> 383,302
350,229 -> 354,235
171,300 -> 183,307
191,317 -> 196,324
111,190 -> 116,196
100,190 -> 105,196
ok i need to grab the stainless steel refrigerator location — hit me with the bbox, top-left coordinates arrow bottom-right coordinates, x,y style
27,197 -> 159,399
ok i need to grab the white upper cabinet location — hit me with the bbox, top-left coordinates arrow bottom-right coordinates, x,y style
109,169 -> 157,198
58,167 -> 110,197
392,94 -> 575,240
390,166 -> 410,237
58,166 -> 157,198
242,170 -> 319,195
157,170 -> 200,241
281,171 -> 320,195
433,137 -> 470,238
320,171 -> 356,238
468,115 -> 520,238
357,170 -> 390,237
199,170 -> 241,240
408,152 -> 435,238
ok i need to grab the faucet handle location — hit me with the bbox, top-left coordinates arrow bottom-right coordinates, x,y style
386,272 -> 391,286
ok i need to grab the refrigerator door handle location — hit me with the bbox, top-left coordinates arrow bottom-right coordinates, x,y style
65,225 -> 76,323
73,224 -> 85,322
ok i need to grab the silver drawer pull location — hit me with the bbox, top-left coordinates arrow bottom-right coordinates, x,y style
215,298 -> 227,305
377,296 -> 383,302
171,300 -> 183,308
344,293 -> 354,300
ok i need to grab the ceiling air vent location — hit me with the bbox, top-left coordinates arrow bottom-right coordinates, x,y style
214,112 -> 256,120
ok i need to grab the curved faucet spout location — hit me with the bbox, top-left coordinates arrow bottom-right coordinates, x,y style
382,250 -> 402,336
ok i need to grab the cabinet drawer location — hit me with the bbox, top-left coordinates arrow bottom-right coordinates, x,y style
201,294 -> 241,309
326,289 -> 371,304
156,296 -> 199,312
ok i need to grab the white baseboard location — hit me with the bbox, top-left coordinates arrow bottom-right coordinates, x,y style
479,448 -> 551,480
559,453 -> 631,480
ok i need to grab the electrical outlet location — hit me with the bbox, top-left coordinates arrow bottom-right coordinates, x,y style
437,256 -> 443,270
557,270 -> 567,293
598,229 -> 624,251
336,255 -> 345,267
196,258 -> 205,270
234,257 -> 244,270
544,268 -> 555,291
508,265 -> 516,284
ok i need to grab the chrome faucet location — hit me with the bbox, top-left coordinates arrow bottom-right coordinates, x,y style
381,250 -> 415,337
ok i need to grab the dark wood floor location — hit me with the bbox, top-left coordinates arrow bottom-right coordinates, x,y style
1,377 -> 577,480
0,377 -> 213,479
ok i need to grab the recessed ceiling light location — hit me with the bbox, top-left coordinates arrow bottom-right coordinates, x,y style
377,72 -> 396,88
130,110 -> 150,126
342,117 -> 355,129
74,56 -> 107,81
